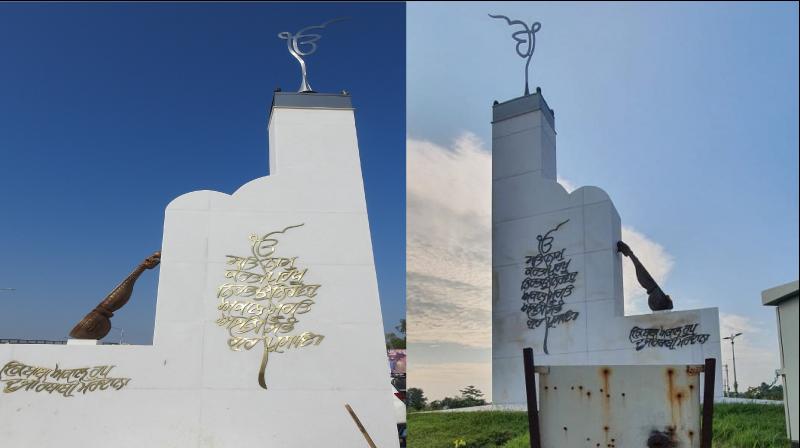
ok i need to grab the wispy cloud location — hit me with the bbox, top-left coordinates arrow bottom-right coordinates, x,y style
619,226 -> 675,315
407,134 -> 491,349
556,176 -> 577,194
720,312 -> 760,336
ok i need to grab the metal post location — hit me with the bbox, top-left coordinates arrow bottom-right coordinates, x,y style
724,364 -> 730,396
724,332 -> 742,396
731,340 -> 738,395
344,404 -> 377,448
523,347 -> 542,448
110,327 -> 125,345
701,358 -> 716,448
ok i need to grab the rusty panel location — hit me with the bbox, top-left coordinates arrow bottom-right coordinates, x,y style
538,364 -> 702,447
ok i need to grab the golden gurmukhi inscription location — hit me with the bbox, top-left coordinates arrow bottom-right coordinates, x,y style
215,224 -> 324,389
0,360 -> 131,398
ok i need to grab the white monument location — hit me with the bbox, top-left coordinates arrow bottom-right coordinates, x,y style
491,89 -> 722,406
0,90 -> 399,447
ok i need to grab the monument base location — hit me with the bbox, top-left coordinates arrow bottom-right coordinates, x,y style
66,339 -> 98,346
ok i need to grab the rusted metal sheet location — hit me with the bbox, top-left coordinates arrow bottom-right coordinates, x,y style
537,364 -> 703,447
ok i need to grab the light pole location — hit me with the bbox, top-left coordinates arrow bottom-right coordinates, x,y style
109,327 -> 126,345
724,332 -> 743,396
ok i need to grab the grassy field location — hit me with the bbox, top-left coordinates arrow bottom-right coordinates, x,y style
712,404 -> 790,448
407,404 -> 790,448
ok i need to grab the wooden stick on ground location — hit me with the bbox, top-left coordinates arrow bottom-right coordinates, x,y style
345,403 -> 378,448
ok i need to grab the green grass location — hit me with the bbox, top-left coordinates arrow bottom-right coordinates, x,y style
407,411 -> 529,448
407,404 -> 790,448
713,403 -> 790,448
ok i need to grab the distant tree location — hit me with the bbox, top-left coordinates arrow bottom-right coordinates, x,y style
385,332 -> 406,349
407,387 -> 427,411
386,319 -> 407,349
396,319 -> 406,335
425,386 -> 487,411
459,385 -> 486,407
743,382 -> 783,401
441,396 -> 464,409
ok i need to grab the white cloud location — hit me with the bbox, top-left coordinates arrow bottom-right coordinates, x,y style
620,226 -> 675,315
720,312 -> 760,336
556,176 -> 577,194
408,133 -> 491,219
407,134 -> 491,349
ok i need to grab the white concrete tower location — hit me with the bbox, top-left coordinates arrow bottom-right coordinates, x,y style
491,89 -> 721,406
0,92 -> 399,448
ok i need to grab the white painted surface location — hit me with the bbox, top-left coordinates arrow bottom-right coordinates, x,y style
0,99 -> 399,448
491,96 -> 722,406
762,281 -> 799,442
66,339 -> 98,346
777,298 -> 799,442
538,364 -> 702,448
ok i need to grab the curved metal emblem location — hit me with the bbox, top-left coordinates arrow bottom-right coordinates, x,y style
278,18 -> 347,93
489,14 -> 542,96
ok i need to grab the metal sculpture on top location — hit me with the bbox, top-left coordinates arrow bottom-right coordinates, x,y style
489,14 -> 542,96
278,18 -> 347,93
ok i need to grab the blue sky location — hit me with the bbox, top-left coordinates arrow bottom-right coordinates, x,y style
407,1 -> 798,399
0,3 -> 405,343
